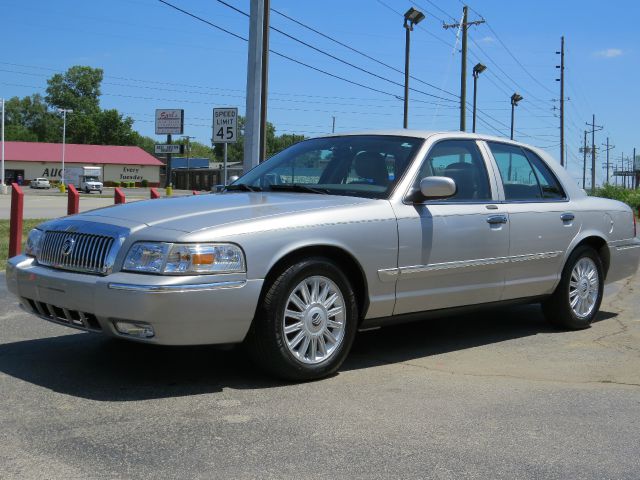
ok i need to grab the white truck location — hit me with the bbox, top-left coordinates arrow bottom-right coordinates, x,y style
79,166 -> 103,194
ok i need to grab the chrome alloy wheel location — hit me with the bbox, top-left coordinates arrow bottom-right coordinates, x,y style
569,257 -> 599,319
282,275 -> 346,365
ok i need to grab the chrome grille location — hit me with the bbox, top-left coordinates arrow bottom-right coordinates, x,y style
38,231 -> 116,274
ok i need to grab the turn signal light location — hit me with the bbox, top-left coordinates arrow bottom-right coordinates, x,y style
114,321 -> 155,338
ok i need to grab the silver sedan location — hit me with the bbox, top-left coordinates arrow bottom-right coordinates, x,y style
7,131 -> 640,380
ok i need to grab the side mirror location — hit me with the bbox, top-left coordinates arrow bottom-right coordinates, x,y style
416,176 -> 456,200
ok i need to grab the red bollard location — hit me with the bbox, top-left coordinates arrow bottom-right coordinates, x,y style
192,190 -> 198,195
67,184 -> 79,215
9,183 -> 24,258
150,187 -> 160,199
114,187 -> 126,204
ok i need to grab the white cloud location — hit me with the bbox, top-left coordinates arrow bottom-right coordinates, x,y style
594,48 -> 623,58
479,36 -> 495,44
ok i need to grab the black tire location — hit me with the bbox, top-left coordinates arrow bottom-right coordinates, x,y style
245,257 -> 359,381
542,246 -> 604,329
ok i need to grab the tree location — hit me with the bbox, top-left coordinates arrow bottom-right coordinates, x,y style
45,66 -> 103,114
93,109 -> 137,145
213,116 -> 306,163
4,94 -> 61,142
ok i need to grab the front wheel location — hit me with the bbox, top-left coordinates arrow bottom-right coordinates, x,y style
542,246 -> 604,329
246,258 -> 358,381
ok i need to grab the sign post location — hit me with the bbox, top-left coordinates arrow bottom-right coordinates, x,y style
155,109 -> 184,188
212,107 -> 238,185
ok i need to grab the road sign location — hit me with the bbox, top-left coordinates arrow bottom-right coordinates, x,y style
154,144 -> 184,154
212,107 -> 238,143
155,109 -> 184,135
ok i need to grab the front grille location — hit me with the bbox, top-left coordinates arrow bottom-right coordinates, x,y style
38,231 -> 115,275
24,298 -> 102,331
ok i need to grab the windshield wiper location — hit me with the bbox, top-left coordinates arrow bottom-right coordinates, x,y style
269,184 -> 330,194
225,183 -> 261,192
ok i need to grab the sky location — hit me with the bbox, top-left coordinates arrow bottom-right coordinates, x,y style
2,0 -> 639,186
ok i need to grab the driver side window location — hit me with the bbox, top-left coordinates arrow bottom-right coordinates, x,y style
413,140 -> 491,201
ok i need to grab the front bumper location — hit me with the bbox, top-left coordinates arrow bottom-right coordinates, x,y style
6,255 -> 263,345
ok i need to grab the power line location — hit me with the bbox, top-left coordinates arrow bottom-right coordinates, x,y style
211,0 -> 458,103
269,6 -> 459,99
156,0 -> 405,100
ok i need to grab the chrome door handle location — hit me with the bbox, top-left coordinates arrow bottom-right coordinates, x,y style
487,214 -> 508,225
561,213 -> 575,222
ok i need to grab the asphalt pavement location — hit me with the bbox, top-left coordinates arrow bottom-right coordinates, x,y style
0,187 -> 202,219
0,271 -> 639,479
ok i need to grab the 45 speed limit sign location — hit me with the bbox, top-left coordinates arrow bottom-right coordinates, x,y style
212,107 -> 238,143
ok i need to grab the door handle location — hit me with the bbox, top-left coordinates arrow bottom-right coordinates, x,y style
561,212 -> 575,222
487,214 -> 508,225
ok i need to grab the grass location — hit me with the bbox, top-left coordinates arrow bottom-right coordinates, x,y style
1,219 -> 47,270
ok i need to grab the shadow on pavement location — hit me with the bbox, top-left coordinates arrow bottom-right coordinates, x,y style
0,305 -> 617,401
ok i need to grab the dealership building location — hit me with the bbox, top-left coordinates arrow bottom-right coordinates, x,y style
2,141 -> 163,186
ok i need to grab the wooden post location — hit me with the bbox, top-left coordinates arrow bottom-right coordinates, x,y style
9,183 -> 24,258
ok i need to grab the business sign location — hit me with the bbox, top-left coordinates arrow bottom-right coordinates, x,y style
212,107 -> 238,143
154,144 -> 184,154
155,109 -> 184,135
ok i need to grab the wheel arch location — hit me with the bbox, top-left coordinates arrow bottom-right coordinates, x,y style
567,234 -> 610,279
257,244 -> 370,323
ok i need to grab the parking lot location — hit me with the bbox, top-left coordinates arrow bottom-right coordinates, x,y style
1,269 -> 639,479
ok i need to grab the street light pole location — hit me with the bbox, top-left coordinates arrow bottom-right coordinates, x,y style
510,93 -> 523,140
402,7 -> 425,129
472,63 -> 486,133
181,135 -> 195,191
1,98 -> 6,194
58,108 -> 73,188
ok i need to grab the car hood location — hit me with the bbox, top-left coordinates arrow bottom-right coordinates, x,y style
86,181 -> 102,186
77,192 -> 374,233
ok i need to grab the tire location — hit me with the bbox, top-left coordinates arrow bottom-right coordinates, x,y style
245,257 -> 359,381
85,187 -> 90,194
542,246 -> 604,329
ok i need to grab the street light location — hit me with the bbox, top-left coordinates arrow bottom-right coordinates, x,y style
403,7 -> 425,129
472,63 -> 486,133
57,108 -> 73,188
510,93 -> 523,140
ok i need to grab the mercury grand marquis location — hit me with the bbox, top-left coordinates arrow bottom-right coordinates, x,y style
7,131 -> 640,380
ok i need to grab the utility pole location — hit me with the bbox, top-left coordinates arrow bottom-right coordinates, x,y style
259,0 -> 270,162
580,130 -> 589,189
510,93 -> 523,140
443,6 -> 484,132
244,0 -> 267,173
332,116 -> 336,134
634,147 -> 637,189
586,114 -> 603,192
601,137 -> 615,185
556,36 -> 565,167
181,135 -> 195,191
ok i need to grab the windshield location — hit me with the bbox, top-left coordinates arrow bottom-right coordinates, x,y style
230,135 -> 424,199
84,176 -> 99,182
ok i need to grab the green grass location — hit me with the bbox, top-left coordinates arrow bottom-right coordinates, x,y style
591,185 -> 640,218
1,219 -> 47,269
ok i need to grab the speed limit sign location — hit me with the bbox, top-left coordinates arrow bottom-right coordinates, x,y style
212,107 -> 238,143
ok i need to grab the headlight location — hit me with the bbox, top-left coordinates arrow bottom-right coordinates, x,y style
24,229 -> 44,257
123,242 -> 245,275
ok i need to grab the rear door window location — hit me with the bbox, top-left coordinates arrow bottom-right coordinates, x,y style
487,142 -> 543,201
523,149 -> 567,200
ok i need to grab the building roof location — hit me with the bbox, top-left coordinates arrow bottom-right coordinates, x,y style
3,141 -> 163,166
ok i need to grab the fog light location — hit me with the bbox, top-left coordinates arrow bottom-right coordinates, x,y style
114,321 -> 155,338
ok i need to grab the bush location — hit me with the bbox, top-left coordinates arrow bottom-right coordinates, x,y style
130,181 -> 135,188
113,181 -> 121,187
592,184 -> 640,216
141,179 -> 149,187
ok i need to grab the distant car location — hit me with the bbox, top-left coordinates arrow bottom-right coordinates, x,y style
6,131 -> 640,381
29,178 -> 51,189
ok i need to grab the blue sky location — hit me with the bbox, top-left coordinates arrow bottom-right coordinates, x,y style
2,0 -> 638,186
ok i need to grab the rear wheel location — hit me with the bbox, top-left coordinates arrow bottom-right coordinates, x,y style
246,257 -> 358,381
542,246 -> 603,329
